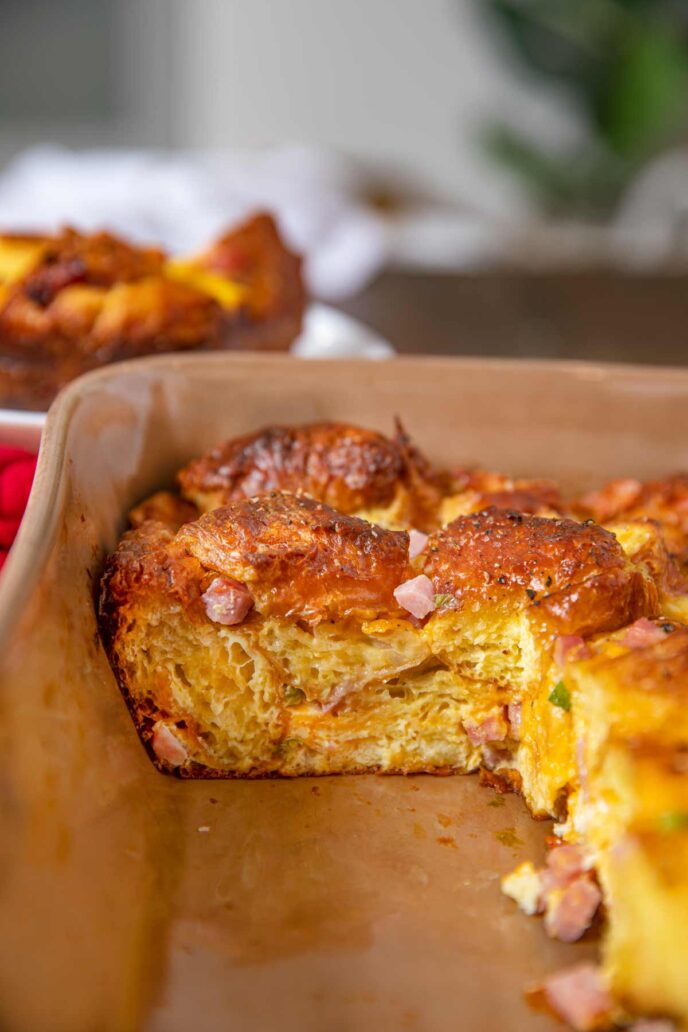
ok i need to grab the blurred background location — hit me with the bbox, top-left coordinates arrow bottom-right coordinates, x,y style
2,0 -> 688,362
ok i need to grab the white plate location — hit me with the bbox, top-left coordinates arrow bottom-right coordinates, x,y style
0,408 -> 45,450
292,303 -> 393,359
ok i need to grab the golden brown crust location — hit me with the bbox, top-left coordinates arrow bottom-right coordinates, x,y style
103,492 -> 411,633
99,520 -> 206,631
453,470 -> 563,514
0,226 -> 222,392
178,421 -> 435,516
535,566 -> 657,638
479,767 -> 524,795
471,487 -> 559,514
0,270 -> 221,364
128,491 -> 199,532
576,475 -> 688,564
392,417 -> 446,529
0,231 -> 50,247
85,278 -> 222,361
99,518 -> 234,767
195,212 -> 305,351
167,761 -> 465,780
424,508 -> 657,636
98,521 -> 212,771
427,508 -> 628,600
177,492 -> 411,624
21,228 -> 165,303
609,518 -> 688,597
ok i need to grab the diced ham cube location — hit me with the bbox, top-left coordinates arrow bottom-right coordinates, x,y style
202,576 -> 253,625
543,964 -> 614,1031
543,876 -> 602,942
555,635 -> 591,667
408,528 -> 429,559
545,843 -> 589,884
464,707 -> 508,746
621,618 -> 669,650
151,722 -> 188,767
507,701 -> 522,739
394,574 -> 435,619
320,681 -> 354,713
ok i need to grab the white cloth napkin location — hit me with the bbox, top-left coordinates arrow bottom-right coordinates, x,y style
0,144 -> 388,300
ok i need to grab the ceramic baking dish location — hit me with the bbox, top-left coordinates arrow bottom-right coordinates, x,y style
3,352 -> 688,1032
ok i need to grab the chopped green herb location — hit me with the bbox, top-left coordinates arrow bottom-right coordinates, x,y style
275,736 -> 302,756
549,681 -> 571,712
434,593 -> 454,608
488,795 -> 506,808
495,827 -> 522,848
283,687 -> 306,706
657,811 -> 688,833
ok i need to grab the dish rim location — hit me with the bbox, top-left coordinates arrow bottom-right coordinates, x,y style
3,350 -> 688,648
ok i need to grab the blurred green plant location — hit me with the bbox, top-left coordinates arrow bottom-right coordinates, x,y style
483,0 -> 688,216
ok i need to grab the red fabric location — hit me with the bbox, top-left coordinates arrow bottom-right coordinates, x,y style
0,447 -> 37,568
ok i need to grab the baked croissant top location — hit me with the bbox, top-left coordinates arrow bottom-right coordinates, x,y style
425,507 -> 657,636
576,474 -> 688,565
177,420 -> 442,530
177,492 -> 411,624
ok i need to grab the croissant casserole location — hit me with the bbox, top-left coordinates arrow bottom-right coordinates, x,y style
100,420 -> 688,1031
0,213 -> 304,408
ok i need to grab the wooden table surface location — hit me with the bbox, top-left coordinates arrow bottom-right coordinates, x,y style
338,269 -> 688,365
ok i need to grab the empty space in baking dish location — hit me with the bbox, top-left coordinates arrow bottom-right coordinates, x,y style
1,352 -> 687,1032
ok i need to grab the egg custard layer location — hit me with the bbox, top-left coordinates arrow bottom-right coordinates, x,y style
556,624 -> 688,1024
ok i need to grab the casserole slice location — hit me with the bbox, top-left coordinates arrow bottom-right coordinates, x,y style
100,494 -> 655,782
562,623 -> 688,1025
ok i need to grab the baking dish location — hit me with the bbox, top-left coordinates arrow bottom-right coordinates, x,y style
4,352 -> 688,1032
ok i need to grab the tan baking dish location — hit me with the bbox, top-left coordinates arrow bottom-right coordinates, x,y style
3,352 -> 688,1032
